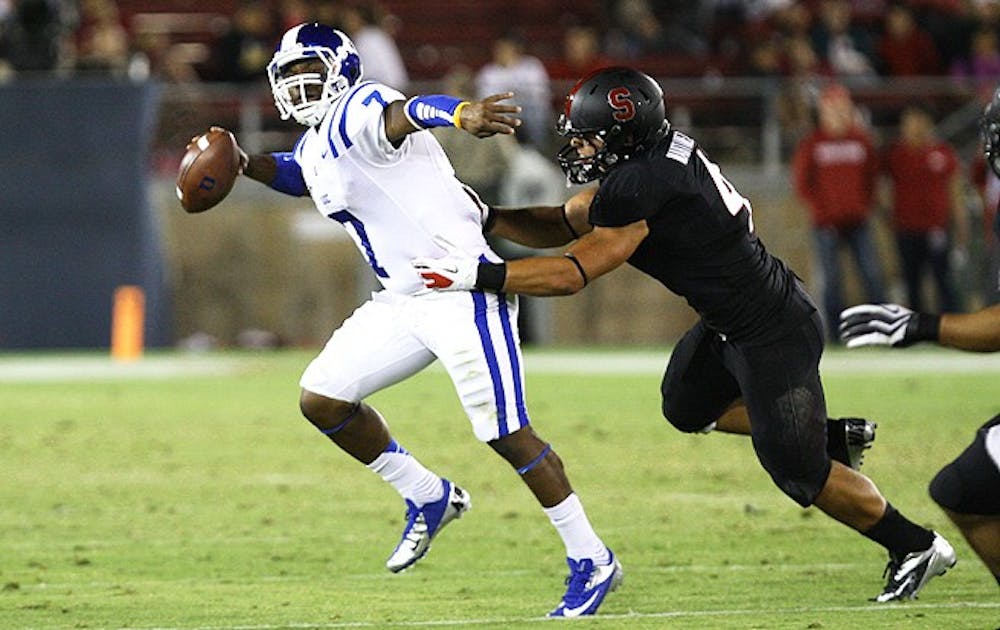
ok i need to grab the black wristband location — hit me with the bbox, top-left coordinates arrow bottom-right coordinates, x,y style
902,312 -> 941,346
475,262 -> 507,291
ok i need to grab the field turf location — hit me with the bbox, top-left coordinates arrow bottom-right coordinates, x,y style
0,348 -> 997,629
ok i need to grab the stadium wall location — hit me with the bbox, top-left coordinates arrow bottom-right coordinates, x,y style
0,80 -> 170,350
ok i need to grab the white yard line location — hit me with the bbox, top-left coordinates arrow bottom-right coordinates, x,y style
18,601 -> 995,630
517,348 -> 999,376
0,348 -> 995,383
0,355 -> 249,382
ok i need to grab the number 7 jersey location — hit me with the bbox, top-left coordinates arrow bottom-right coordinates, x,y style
589,129 -> 816,344
290,80 -> 499,295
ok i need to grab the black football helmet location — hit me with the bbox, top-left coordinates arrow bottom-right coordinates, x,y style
982,87 -> 1000,178
556,66 -> 669,184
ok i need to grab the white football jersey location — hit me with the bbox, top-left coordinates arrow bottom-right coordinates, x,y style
292,80 -> 500,295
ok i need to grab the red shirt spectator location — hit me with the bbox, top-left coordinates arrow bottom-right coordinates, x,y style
792,83 -> 887,337
884,140 -> 959,231
877,3 -> 942,76
793,86 -> 879,229
546,25 -> 614,81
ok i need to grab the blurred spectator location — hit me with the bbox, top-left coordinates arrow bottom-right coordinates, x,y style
777,35 -> 830,148
134,31 -> 200,84
792,84 -> 886,339
339,1 -> 408,89
877,2 -> 942,76
495,132 -> 570,344
970,0 -> 1000,36
546,25 -> 613,81
604,0 -> 661,58
883,104 -> 967,313
745,36 -> 783,77
922,0 -> 978,72
475,30 -> 552,151
73,0 -> 129,75
772,1 -> 813,40
969,148 -> 1000,306
0,0 -> 71,74
310,0 -> 341,27
710,0 -> 754,60
951,27 -> 1000,92
279,0 -> 310,32
430,64 -> 514,206
203,1 -> 276,83
662,0 -> 711,56
498,133 -> 567,210
810,0 -> 877,78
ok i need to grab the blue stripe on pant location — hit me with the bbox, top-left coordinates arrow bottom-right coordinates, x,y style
471,290 -> 530,438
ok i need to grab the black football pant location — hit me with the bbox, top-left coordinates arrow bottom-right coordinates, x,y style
660,312 -> 831,507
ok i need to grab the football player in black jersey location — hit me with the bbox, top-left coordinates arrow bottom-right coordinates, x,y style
838,90 -> 1000,588
413,67 -> 954,602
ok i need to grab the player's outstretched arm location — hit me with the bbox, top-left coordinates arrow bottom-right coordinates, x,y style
839,303 -> 1000,352
939,304 -> 1000,352
383,92 -> 521,145
488,187 -> 597,248
503,220 -> 648,296
412,219 -> 647,296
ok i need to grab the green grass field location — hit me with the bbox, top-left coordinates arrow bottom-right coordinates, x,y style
1,348 -> 997,629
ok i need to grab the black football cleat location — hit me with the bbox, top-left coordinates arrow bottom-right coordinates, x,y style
827,417 -> 877,470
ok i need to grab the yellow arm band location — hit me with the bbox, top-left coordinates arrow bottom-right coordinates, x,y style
453,101 -> 470,129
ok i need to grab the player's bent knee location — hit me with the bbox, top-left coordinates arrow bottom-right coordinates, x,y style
763,459 -> 829,508
928,464 -> 963,512
662,400 -> 715,433
299,389 -> 357,427
488,426 -> 552,470
775,476 -> 822,508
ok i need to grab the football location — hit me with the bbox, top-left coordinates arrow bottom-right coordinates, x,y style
176,127 -> 242,213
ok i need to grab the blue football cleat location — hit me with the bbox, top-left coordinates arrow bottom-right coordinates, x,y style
548,550 -> 623,617
385,479 -> 470,573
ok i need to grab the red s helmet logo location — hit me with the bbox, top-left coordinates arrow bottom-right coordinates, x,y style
608,87 -> 636,122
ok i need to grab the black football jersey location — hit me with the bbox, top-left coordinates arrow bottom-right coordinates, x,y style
589,129 -> 816,344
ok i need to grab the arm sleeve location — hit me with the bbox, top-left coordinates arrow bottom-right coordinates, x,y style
269,152 -> 308,197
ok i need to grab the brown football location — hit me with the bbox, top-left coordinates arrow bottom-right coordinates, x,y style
176,127 -> 242,213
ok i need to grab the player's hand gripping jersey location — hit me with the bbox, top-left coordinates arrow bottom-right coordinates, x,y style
279,80 -> 501,295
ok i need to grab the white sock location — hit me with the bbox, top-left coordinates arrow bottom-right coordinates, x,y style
366,440 -> 444,506
543,493 -> 610,564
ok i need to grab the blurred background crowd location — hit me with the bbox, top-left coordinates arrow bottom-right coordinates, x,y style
1,0 -> 998,348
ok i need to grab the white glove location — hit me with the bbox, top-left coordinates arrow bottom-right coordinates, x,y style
411,255 -> 479,291
839,303 -> 935,348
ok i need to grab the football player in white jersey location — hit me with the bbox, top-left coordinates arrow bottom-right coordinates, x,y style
233,23 -> 621,617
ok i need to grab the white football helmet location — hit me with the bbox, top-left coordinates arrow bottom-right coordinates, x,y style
267,23 -> 363,127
